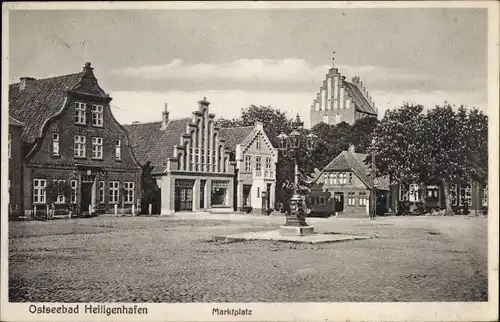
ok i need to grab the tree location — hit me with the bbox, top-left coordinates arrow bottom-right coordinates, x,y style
141,162 -> 161,214
369,103 -> 426,185
422,104 -> 488,215
348,117 -> 379,153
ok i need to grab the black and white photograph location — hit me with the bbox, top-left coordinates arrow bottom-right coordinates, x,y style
1,2 -> 498,322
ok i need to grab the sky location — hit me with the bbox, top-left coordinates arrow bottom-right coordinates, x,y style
8,7 -> 488,128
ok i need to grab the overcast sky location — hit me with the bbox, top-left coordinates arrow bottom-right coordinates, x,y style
8,8 -> 487,127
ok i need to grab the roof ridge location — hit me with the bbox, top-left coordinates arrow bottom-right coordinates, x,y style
9,72 -> 83,86
220,125 -> 255,130
123,121 -> 162,126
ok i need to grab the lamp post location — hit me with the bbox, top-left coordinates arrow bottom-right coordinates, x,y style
277,114 -> 318,236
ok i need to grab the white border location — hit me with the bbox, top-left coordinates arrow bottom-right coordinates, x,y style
1,2 -> 498,322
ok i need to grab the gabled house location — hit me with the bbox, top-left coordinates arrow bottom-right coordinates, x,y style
308,145 -> 390,217
125,98 -> 235,214
219,122 -> 279,213
9,62 -> 142,217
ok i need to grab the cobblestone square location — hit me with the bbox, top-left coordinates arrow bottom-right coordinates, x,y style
9,215 -> 488,302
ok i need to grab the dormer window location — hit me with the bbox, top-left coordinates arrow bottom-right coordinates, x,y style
256,136 -> 261,149
92,104 -> 104,127
52,133 -> 60,156
75,102 -> 87,124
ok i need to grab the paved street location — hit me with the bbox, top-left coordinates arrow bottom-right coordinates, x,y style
9,214 -> 488,302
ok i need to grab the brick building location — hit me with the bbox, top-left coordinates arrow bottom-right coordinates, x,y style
310,56 -> 377,127
9,62 -> 142,217
8,116 -> 25,218
219,122 -> 278,213
308,145 -> 390,217
125,98 -> 235,215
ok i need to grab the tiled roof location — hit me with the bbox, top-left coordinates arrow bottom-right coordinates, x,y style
322,150 -> 389,190
124,118 -> 191,174
9,73 -> 83,142
343,82 -> 377,115
9,116 -> 24,127
219,126 -> 255,151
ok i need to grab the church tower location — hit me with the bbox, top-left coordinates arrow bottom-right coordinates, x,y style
309,52 -> 378,128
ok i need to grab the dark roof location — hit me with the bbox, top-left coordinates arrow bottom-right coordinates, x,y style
343,81 -> 377,115
124,118 -> 191,174
9,116 -> 24,127
322,149 -> 389,190
219,126 -> 255,150
9,73 -> 83,142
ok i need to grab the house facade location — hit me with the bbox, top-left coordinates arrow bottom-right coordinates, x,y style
9,62 -> 142,217
8,116 -> 25,218
310,56 -> 377,127
308,145 -> 390,218
219,122 -> 278,213
390,181 -> 488,215
125,98 -> 235,215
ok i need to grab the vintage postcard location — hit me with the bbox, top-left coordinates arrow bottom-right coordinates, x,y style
1,1 -> 498,321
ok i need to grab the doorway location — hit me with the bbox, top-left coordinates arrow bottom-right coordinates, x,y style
174,180 -> 194,211
334,192 -> 344,213
81,182 -> 93,213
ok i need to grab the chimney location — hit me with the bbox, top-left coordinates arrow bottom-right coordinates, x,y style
19,77 -> 36,91
348,144 -> 356,153
161,103 -> 169,130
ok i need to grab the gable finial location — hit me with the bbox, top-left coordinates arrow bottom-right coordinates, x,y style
332,51 -> 336,67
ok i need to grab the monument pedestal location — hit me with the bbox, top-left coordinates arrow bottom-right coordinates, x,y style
279,225 -> 314,236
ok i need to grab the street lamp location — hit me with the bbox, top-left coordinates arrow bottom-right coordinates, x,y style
276,114 -> 318,236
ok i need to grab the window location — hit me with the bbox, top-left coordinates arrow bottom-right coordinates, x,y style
449,184 -> 458,206
74,135 -> 86,158
115,140 -> 121,160
99,181 -> 105,204
482,186 -> 488,207
92,137 -> 103,159
70,180 -> 77,204
53,179 -> 65,204
52,133 -> 60,156
399,184 -> 408,201
91,104 -> 104,127
245,156 -> 252,172
33,179 -> 47,204
109,181 -> 119,204
74,102 -> 86,124
256,136 -> 261,149
255,157 -> 262,171
409,184 -> 419,202
339,173 -> 347,184
265,157 -> 272,170
426,185 -> 439,202
359,192 -> 367,206
124,182 -> 134,204
348,173 -> 353,184
8,133 -> 11,159
257,186 -> 260,198
460,184 -> 472,206
347,192 -> 356,206
333,173 -> 338,184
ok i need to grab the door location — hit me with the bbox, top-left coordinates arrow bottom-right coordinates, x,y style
334,192 -> 344,213
175,186 -> 193,211
81,182 -> 93,213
